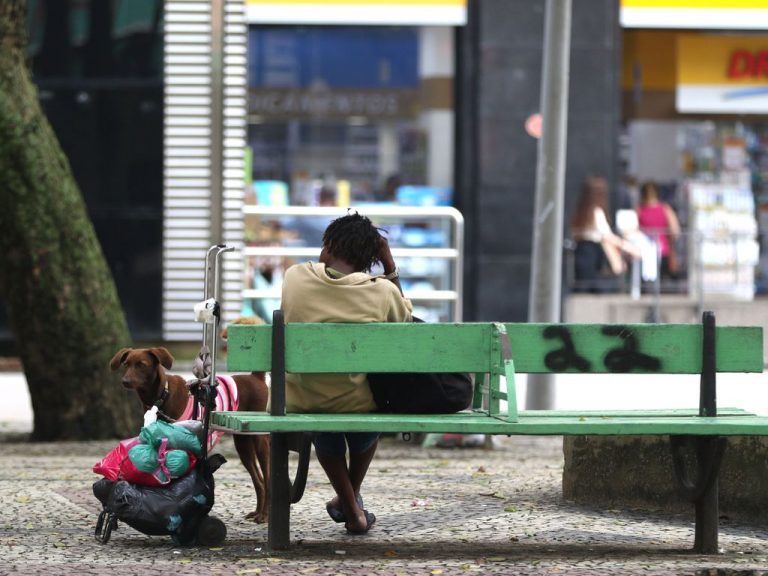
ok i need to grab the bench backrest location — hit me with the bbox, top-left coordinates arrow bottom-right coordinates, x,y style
227,322 -> 763,374
226,318 -> 763,421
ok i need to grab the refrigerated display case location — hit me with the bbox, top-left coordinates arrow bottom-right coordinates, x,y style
240,205 -> 464,322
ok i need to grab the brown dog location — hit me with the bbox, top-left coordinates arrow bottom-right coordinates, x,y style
109,344 -> 271,523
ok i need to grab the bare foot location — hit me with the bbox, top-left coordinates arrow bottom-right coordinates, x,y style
345,509 -> 375,534
245,510 -> 268,523
326,494 -> 363,523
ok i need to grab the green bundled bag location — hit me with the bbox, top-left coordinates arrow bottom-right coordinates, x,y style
139,421 -> 202,455
164,449 -> 191,476
128,444 -> 158,473
128,444 -> 193,478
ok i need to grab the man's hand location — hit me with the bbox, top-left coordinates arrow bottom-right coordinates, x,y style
378,235 -> 396,274
377,234 -> 403,295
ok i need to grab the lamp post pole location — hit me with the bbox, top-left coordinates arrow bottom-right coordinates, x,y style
526,0 -> 572,410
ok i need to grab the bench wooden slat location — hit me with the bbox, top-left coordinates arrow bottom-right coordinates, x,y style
212,410 -> 768,436
509,407 -> 754,417
504,323 -> 764,373
287,323 -> 495,373
227,323 -> 763,375
228,323 -> 495,373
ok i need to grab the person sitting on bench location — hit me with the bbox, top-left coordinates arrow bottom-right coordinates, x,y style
280,211 -> 412,535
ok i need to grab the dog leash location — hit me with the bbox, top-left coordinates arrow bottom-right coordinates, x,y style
144,380 -> 177,423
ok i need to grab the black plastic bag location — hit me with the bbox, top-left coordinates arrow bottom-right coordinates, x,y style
93,454 -> 225,545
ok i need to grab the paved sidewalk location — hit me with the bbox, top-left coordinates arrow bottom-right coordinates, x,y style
1,433 -> 767,576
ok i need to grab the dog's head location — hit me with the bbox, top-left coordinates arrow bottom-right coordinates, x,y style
109,347 -> 175,397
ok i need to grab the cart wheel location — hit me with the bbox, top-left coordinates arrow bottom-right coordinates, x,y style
196,515 -> 227,547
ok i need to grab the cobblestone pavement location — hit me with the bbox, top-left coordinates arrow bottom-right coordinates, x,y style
1,432 -> 767,576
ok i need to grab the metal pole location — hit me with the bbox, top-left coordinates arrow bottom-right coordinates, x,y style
652,233 -> 661,322
210,0 -> 225,245
526,0 -> 572,410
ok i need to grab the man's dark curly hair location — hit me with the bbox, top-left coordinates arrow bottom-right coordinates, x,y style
322,212 -> 383,272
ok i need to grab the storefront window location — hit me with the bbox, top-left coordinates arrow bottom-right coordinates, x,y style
619,28 -> 767,301
15,0 -> 165,340
242,23 -> 459,322
246,25 -> 453,205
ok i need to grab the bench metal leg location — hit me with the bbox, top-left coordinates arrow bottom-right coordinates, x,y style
268,432 -> 291,550
267,310 -> 291,550
670,435 -> 727,554
694,457 -> 719,555
288,432 -> 313,504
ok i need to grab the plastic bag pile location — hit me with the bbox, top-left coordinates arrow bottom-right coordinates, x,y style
93,420 -> 203,487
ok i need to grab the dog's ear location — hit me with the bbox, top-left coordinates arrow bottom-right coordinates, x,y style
109,348 -> 132,370
149,347 -> 174,370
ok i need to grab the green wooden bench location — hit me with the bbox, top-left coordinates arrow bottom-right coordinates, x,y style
212,310 -> 766,553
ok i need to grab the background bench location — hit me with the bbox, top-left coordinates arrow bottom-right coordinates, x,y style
213,311 -> 766,553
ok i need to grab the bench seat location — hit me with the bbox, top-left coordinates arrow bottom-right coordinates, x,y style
213,408 -> 768,436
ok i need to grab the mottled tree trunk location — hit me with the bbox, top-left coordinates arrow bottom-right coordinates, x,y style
0,0 -> 140,439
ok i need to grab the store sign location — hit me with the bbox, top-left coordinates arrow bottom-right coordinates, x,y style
621,0 -> 768,30
728,50 -> 768,79
677,35 -> 768,114
248,88 -> 420,119
245,0 -> 467,25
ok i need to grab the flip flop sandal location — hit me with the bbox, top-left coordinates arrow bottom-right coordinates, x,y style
326,494 -> 364,523
345,510 -> 376,535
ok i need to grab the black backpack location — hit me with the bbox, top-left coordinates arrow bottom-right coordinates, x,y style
367,318 -> 473,414
368,370 -> 473,414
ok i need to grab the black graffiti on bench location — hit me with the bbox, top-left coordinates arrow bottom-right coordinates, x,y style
542,326 -> 592,372
601,326 -> 662,373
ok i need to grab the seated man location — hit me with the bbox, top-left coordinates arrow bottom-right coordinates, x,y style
280,212 -> 412,534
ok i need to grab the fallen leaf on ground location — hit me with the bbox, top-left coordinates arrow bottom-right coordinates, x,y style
478,491 -> 505,499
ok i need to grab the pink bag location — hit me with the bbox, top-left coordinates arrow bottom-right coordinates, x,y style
94,436 -> 198,487
119,439 -> 198,487
92,437 -> 141,481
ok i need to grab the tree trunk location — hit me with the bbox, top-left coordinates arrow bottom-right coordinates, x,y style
0,0 -> 140,440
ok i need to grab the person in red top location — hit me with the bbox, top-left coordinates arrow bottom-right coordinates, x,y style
637,181 -> 682,278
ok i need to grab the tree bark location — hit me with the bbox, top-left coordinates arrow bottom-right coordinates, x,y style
0,0 -> 140,439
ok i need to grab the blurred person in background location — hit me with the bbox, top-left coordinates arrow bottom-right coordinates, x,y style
570,176 -> 640,293
637,180 -> 682,280
286,185 -> 338,248
374,173 -> 402,203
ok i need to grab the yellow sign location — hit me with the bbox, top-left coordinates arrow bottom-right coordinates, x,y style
621,0 -> 768,29
677,35 -> 768,113
245,0 -> 466,25
623,0 -> 768,7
